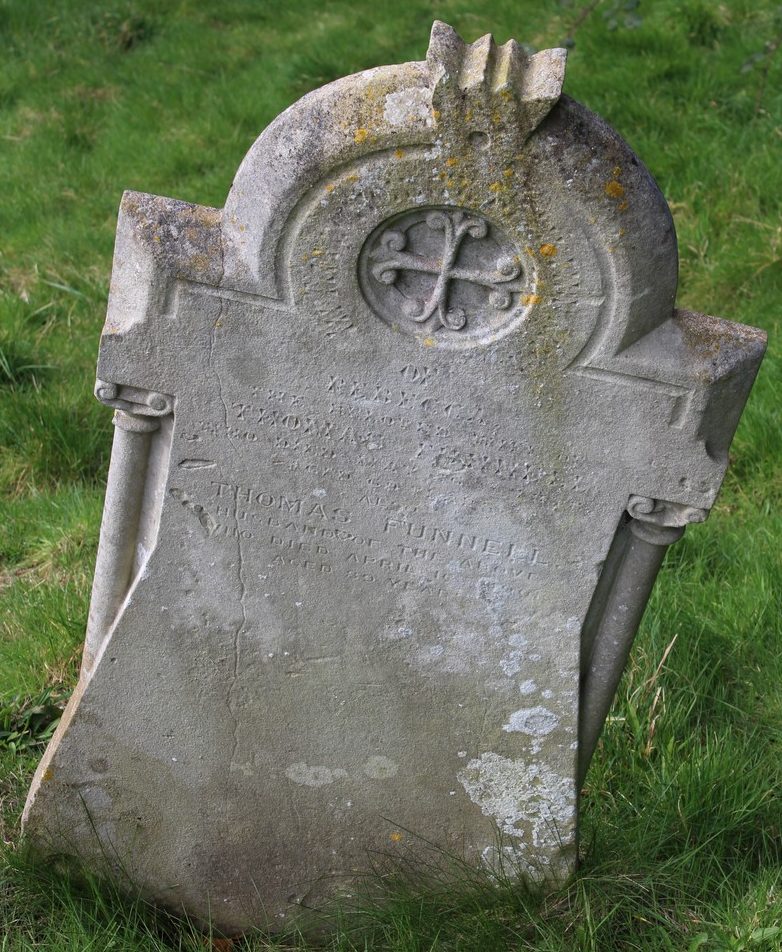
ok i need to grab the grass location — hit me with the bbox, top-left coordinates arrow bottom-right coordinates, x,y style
1,0 -> 781,947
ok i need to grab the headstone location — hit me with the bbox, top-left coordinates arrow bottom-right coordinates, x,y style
23,21 -> 765,934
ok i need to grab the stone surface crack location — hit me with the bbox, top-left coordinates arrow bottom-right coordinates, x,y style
230,530 -> 247,776
207,239 -> 244,796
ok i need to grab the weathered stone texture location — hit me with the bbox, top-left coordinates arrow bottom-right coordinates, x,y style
23,21 -> 765,934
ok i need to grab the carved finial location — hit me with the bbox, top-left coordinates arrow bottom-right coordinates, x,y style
426,21 -> 566,150
627,495 -> 709,546
626,496 -> 708,528
95,380 -> 173,417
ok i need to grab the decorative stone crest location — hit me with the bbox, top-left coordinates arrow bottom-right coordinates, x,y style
359,207 -> 526,338
426,21 -> 567,153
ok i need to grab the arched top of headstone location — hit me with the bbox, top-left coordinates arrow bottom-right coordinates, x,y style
221,20 -> 676,354
108,21 -> 686,368
223,21 -> 573,278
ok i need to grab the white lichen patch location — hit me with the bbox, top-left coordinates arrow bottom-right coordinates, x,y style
383,88 -> 433,127
458,752 -> 575,848
518,680 -> 537,695
362,755 -> 399,779
381,624 -> 413,642
285,763 -> 348,787
500,653 -> 523,676
499,633 -> 528,677
414,643 -> 445,665
503,706 -> 559,736
407,627 -> 490,675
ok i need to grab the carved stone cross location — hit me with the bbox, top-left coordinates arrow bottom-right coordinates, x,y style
369,209 -> 522,330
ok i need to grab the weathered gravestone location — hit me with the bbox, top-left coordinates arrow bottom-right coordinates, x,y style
24,21 -> 765,933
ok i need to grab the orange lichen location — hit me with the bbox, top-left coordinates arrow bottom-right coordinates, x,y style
539,243 -> 558,257
605,180 -> 625,199
390,832 -> 403,842
423,337 -> 436,347
394,148 -> 404,159
522,293 -> 542,306
325,183 -> 335,193
445,157 -> 459,167
354,128 -> 369,144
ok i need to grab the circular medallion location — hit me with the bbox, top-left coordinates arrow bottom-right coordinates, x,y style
358,206 -> 531,345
